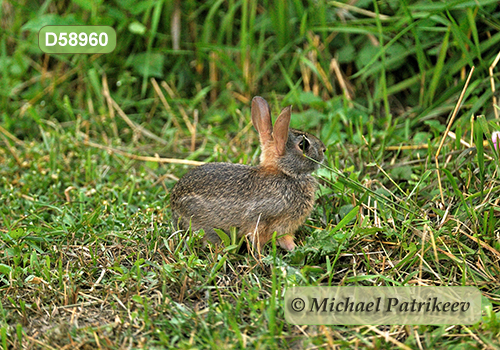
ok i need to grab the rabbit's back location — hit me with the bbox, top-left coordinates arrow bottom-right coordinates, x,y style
171,162 -> 316,244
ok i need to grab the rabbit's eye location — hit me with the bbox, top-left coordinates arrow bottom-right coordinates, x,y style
298,136 -> 310,152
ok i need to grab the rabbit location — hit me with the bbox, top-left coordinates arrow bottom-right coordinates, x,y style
170,96 -> 325,251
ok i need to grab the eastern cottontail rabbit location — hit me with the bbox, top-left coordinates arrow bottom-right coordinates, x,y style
171,96 -> 325,251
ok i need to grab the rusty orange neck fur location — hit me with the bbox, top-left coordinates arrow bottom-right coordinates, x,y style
258,142 -> 280,172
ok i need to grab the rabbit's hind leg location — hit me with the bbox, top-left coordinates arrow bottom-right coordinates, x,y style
201,227 -> 222,247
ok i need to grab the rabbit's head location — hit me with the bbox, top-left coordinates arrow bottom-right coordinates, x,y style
251,96 -> 325,177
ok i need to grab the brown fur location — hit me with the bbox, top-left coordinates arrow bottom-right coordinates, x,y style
170,96 -> 325,251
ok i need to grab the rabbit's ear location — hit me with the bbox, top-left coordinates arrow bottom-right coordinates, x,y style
273,106 -> 291,156
251,96 -> 273,146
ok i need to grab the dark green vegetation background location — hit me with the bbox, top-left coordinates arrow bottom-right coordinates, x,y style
1,0 -> 500,349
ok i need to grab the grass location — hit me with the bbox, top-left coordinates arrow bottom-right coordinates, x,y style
1,0 -> 500,348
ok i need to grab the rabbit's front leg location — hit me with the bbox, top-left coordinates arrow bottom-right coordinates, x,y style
277,235 -> 296,251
